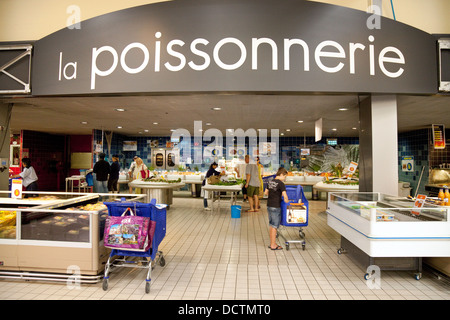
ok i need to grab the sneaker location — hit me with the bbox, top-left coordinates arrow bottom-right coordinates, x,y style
204,207 -> 211,211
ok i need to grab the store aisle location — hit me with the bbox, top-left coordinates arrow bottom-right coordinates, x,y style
0,197 -> 449,300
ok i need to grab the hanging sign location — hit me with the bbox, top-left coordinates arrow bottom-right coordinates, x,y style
432,124 -> 446,149
315,118 -> 322,142
31,0 -> 438,96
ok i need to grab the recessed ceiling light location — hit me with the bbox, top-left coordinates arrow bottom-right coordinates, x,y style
352,127 -> 357,130
170,129 -> 176,132
332,128 -> 337,131
117,126 -> 122,129
297,120 -> 303,123
153,122 -> 158,125
211,107 -> 222,111
144,129 -> 149,132
115,108 -> 126,112
81,121 -> 88,125
206,123 -> 212,126
286,129 -> 291,131
280,133 -> 285,136
338,108 -> 348,111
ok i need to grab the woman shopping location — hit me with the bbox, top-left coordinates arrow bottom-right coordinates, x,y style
130,157 -> 148,193
131,157 -> 148,180
202,162 -> 224,210
12,158 -> 38,198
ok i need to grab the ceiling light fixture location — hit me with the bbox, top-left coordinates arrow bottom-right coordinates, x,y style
332,128 -> 337,131
153,122 -> 158,125
117,126 -> 123,129
338,108 -> 348,111
297,120 -> 303,123
211,107 -> 222,111
81,121 -> 88,125
115,108 -> 126,112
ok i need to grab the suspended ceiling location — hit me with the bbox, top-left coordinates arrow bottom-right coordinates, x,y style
4,93 -> 450,138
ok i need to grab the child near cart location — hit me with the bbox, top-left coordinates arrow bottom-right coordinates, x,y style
264,167 -> 289,250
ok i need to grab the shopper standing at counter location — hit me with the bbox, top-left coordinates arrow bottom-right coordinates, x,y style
245,155 -> 260,212
256,156 -> 264,201
12,158 -> 38,198
202,162 -> 223,210
132,157 -> 148,180
128,155 -> 138,193
108,154 -> 120,193
234,157 -> 248,202
265,167 -> 289,250
93,153 -> 110,195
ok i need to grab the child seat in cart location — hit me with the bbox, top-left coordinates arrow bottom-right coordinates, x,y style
102,199 -> 166,294
278,185 -> 309,250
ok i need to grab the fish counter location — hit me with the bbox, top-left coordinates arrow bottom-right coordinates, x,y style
129,179 -> 185,207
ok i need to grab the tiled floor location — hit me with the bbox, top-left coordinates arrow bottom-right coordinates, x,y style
0,194 -> 449,300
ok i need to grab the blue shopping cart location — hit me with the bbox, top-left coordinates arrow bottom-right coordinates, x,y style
102,198 -> 166,294
278,185 -> 309,251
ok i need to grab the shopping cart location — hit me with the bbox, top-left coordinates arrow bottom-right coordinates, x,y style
102,198 -> 166,294
277,185 -> 309,250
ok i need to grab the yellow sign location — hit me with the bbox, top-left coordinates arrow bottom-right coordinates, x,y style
11,179 -> 22,199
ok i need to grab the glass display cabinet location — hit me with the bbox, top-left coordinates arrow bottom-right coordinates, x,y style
327,192 -> 450,280
0,192 -> 145,283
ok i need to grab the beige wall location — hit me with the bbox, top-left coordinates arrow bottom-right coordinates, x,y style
0,0 -> 449,41
0,0 -> 167,41
312,0 -> 450,34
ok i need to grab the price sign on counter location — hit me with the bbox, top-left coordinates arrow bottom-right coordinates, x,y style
347,161 -> 358,178
11,179 -> 23,199
412,194 -> 426,216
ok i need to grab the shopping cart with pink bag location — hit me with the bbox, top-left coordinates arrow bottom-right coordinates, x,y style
102,199 -> 166,294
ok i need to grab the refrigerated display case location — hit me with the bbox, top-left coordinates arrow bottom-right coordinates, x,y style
0,191 -> 145,283
327,192 -> 450,280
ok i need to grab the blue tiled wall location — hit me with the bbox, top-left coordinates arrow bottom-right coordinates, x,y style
93,129 -> 361,171
93,128 -> 442,197
398,129 -> 429,196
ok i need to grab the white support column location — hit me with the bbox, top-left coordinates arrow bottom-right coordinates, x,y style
359,95 -> 399,195
0,103 -> 13,193
371,95 -> 398,195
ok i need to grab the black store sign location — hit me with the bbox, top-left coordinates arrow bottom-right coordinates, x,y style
31,0 -> 438,96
